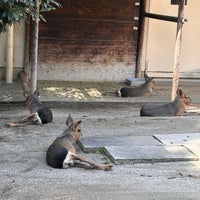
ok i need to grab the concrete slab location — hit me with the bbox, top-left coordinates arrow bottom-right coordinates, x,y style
104,145 -> 199,164
184,143 -> 200,157
79,136 -> 162,153
153,133 -> 200,160
126,77 -> 145,86
79,135 -> 200,164
153,133 -> 200,145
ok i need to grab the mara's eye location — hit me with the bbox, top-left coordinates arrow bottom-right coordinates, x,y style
77,129 -> 81,132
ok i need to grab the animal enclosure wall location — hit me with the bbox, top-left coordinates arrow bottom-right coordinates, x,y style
38,0 -> 141,81
141,0 -> 200,79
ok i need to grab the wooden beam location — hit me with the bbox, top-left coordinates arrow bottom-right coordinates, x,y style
144,13 -> 178,23
135,0 -> 146,78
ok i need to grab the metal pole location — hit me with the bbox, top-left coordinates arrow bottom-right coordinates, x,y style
30,0 -> 39,93
171,0 -> 186,101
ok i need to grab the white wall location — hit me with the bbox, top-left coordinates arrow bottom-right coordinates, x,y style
0,22 -> 25,79
142,0 -> 200,78
0,31 -> 7,68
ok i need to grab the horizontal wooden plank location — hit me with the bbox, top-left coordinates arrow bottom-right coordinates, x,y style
39,19 -> 138,41
42,0 -> 140,21
38,40 -> 137,63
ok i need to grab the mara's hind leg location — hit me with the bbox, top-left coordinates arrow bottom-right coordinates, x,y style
63,151 -> 112,171
71,153 -> 112,171
6,113 -> 42,127
71,161 -> 99,170
21,113 -> 42,124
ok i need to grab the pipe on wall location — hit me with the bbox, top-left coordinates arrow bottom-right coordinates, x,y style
6,24 -> 14,83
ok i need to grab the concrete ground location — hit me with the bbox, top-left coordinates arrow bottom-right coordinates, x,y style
0,79 -> 200,200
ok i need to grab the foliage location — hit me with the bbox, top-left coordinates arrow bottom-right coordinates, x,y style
97,148 -> 111,165
0,0 -> 61,32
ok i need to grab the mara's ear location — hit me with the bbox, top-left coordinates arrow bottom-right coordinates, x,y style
144,72 -> 149,80
176,88 -> 183,97
75,120 -> 82,133
75,120 -> 82,127
67,120 -> 81,132
145,74 -> 154,83
149,77 -> 154,82
34,89 -> 40,97
66,114 -> 74,127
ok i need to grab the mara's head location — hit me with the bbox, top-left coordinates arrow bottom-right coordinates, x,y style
24,90 -> 40,108
148,77 -> 155,90
66,114 -> 82,141
176,88 -> 191,105
144,73 -> 155,89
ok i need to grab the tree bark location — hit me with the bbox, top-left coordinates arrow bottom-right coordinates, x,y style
30,0 -> 40,93
18,71 -> 30,95
6,24 -> 14,83
171,0 -> 185,101
23,19 -> 31,82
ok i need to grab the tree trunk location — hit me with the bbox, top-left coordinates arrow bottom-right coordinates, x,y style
30,0 -> 40,93
18,71 -> 30,95
171,0 -> 185,101
6,24 -> 14,83
23,19 -> 31,82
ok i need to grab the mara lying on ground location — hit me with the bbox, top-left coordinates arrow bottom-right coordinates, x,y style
6,90 -> 53,127
117,74 -> 155,97
46,114 -> 112,171
140,88 -> 191,117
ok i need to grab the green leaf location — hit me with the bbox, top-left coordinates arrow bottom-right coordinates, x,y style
0,0 -> 61,32
39,14 -> 46,22
2,9 -> 8,18
13,11 -> 19,21
7,11 -> 13,21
